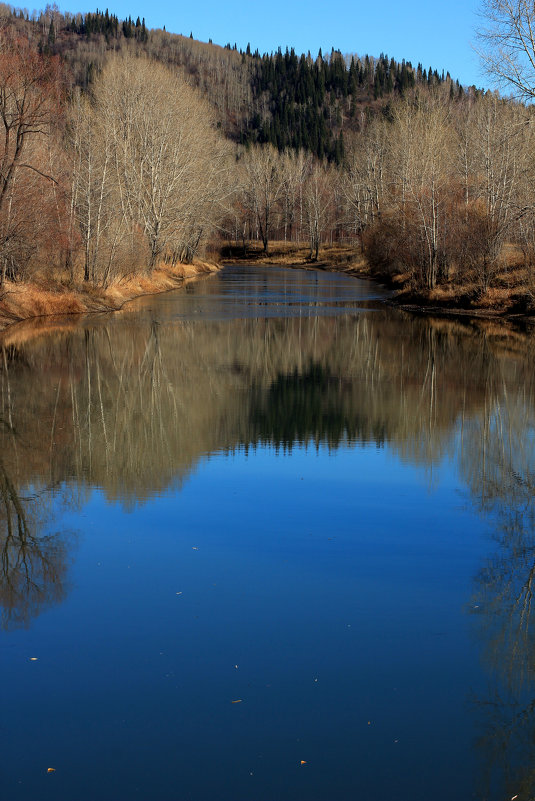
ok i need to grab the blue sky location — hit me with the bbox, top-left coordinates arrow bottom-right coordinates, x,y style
58,0 -> 485,89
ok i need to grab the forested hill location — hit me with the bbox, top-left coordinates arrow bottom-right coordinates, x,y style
1,2 -> 531,320
241,49 -> 459,161
0,4 -> 467,162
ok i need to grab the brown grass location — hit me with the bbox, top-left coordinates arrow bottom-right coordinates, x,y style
0,259 -> 219,335
222,239 -> 535,323
222,240 -> 369,273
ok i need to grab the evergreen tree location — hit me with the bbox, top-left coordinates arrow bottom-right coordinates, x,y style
47,18 -> 55,47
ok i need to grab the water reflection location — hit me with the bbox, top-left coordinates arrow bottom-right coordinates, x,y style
2,311 -> 504,499
459,388 -> 535,800
2,267 -> 535,798
2,311 -> 535,552
0,406 -> 76,630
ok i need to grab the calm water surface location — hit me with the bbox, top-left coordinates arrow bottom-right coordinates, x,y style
1,265 -> 535,800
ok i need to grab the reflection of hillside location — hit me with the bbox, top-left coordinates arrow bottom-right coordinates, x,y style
2,307 -> 535,628
2,310 -> 535,501
250,363 -> 388,449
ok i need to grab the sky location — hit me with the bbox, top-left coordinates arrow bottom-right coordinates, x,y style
56,0 -> 487,89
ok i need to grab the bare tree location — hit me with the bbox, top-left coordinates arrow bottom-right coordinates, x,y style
390,93 -> 454,289
68,53 -> 231,281
303,160 -> 334,261
459,93 -> 532,291
69,89 -> 123,284
342,119 -> 390,244
240,144 -> 285,254
477,0 -> 535,100
279,149 -> 309,243
0,25 -> 61,284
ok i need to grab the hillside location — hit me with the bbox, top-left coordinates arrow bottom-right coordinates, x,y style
0,3 -> 466,162
2,2 -> 532,327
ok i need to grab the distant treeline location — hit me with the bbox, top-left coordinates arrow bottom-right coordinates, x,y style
65,9 -> 148,41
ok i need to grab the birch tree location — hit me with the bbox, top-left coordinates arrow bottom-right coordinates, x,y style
94,53 -> 230,270
460,94 -> 532,290
304,161 -> 334,260
390,94 -> 453,289
69,90 -> 122,284
342,119 -> 390,242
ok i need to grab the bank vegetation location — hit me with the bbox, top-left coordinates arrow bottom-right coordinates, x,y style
0,19 -> 230,329
2,3 -> 535,328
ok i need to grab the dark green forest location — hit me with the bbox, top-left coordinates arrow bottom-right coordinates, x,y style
240,48 -> 458,161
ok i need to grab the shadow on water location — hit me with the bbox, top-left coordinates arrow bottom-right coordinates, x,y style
2,266 -> 535,797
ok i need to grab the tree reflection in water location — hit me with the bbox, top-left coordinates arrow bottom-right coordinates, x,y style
0,349 -> 76,631
460,385 -> 535,800
3,303 -> 535,797
0,458 -> 74,630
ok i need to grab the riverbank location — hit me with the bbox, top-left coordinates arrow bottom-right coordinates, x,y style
0,260 -> 219,335
3,243 -> 535,337
221,241 -> 366,275
222,241 -> 535,327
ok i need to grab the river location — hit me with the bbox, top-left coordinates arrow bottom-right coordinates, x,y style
1,265 -> 535,800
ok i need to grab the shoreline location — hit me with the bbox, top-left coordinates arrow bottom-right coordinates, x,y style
222,246 -> 535,329
384,297 -> 535,329
0,260 -> 220,339
2,249 -> 535,341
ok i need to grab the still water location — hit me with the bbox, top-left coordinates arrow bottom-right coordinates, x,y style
1,265 -> 534,800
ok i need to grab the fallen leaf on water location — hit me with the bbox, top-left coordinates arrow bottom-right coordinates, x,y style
300,761 -> 307,765
47,768 -> 56,773
231,699 -> 242,704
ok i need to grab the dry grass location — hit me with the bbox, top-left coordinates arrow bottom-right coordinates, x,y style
222,240 -> 367,272
3,239 -> 534,338
0,259 -> 219,335
223,239 -> 535,323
